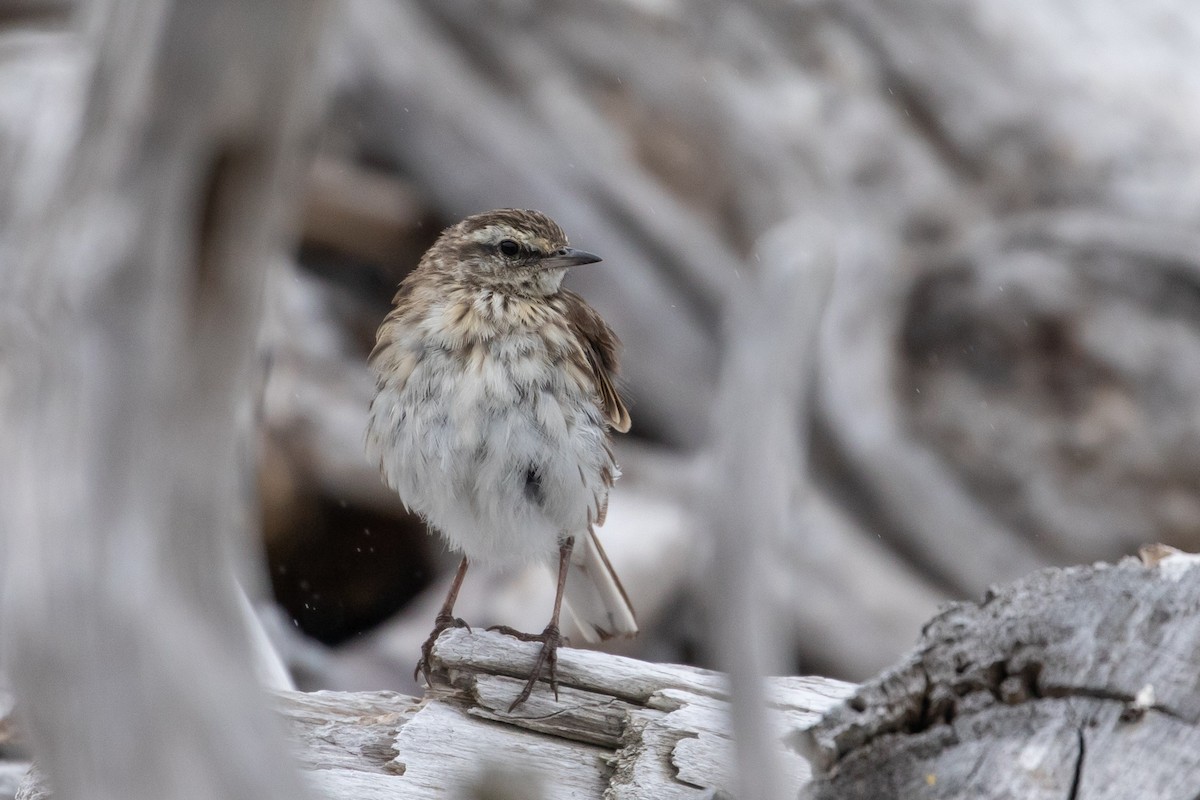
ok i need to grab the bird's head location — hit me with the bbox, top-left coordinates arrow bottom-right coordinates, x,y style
422,209 -> 601,296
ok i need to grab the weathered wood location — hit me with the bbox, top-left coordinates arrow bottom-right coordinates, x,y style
835,0 -> 1200,221
799,549 -> 1200,799
0,765 -> 30,800
12,630 -> 853,799
701,216 -> 836,800
0,2 -> 327,799
425,630 -> 852,799
817,216 -> 1051,596
18,497 -> 1196,798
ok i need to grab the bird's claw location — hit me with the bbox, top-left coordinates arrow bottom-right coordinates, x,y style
414,615 -> 471,686
490,623 -> 564,711
487,624 -> 570,647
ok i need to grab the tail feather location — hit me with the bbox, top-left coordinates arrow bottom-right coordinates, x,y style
561,528 -> 638,642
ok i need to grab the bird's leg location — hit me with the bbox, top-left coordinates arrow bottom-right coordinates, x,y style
415,557 -> 471,686
492,536 -> 574,711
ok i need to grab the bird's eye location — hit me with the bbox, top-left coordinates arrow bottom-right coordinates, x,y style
499,239 -> 520,257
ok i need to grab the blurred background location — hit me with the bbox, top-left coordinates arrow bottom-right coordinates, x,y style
253,0 -> 1200,692
8,0 -> 1200,709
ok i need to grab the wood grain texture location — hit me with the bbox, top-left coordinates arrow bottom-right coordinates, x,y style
12,630 -> 853,799
428,630 -> 853,799
800,550 -> 1200,799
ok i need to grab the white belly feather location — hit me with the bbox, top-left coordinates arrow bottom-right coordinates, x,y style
366,332 -> 614,567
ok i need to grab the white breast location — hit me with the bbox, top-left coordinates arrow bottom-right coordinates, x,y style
366,329 -> 614,568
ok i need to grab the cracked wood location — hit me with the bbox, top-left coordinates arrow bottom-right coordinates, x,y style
800,550 -> 1200,799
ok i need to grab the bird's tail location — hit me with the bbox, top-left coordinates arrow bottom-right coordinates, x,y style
561,527 -> 638,643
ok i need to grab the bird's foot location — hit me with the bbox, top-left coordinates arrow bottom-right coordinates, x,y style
488,624 -> 564,711
414,614 -> 471,686
487,624 -> 571,647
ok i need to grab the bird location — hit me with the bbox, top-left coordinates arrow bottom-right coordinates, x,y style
365,208 -> 637,710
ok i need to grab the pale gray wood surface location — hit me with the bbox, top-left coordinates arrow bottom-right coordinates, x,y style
799,549 -> 1200,799
9,629 -> 853,799
308,629 -> 851,800
701,216 -> 837,800
0,2 -> 328,799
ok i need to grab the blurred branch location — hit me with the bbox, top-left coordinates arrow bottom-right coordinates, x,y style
0,1 -> 327,799
703,216 -> 836,799
817,221 -> 1047,595
703,216 -> 945,690
300,156 -> 432,268
0,2 -> 73,26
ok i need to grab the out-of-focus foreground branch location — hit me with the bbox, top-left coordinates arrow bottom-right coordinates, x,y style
0,2 -> 327,799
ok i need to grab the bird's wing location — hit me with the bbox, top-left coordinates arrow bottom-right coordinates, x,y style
367,271 -> 439,396
562,290 -> 632,433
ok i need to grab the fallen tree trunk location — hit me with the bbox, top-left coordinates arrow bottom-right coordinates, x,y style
800,547 -> 1200,799
12,628 -> 852,799
16,552 -> 1200,797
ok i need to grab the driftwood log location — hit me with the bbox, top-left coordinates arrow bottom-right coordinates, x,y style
13,552 -> 1200,797
801,548 -> 1200,799
13,628 -> 854,800
19,550 -> 1200,798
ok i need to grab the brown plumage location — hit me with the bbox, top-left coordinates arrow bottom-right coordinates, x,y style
562,290 -> 632,434
365,209 -> 637,710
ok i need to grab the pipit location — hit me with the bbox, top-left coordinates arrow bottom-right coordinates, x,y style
366,209 -> 637,710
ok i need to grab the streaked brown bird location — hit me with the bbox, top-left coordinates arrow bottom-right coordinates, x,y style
365,209 -> 637,710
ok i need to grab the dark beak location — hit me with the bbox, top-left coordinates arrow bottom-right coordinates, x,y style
540,247 -> 602,270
